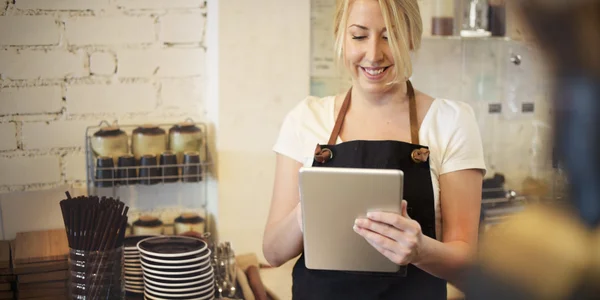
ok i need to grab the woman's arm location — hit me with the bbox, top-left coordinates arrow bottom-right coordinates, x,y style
354,168 -> 482,288
262,154 -> 305,267
412,168 -> 483,285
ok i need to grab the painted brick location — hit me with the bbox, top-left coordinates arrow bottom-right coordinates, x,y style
0,49 -> 87,80
65,16 -> 155,45
0,16 -> 60,46
15,0 -> 110,10
0,123 -> 17,151
21,120 -> 96,149
160,78 -> 203,108
90,52 -> 116,75
118,49 -> 204,77
160,13 -> 205,43
67,83 -> 156,114
115,0 -> 203,9
0,86 -> 63,115
63,152 -> 87,181
0,156 -> 60,186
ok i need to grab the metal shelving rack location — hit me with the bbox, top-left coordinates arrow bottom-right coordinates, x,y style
84,119 -> 213,232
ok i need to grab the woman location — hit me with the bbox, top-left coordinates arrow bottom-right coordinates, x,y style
263,0 -> 485,299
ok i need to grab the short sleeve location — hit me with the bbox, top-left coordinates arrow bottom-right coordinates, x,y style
440,104 -> 487,175
273,110 -> 305,163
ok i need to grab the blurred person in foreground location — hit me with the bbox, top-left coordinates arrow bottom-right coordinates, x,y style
465,0 -> 600,299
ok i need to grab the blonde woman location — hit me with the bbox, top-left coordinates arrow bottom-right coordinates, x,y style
263,0 -> 485,299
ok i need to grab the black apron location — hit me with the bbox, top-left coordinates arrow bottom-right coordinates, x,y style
292,81 -> 447,300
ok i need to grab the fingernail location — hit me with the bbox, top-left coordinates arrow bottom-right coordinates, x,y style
353,224 -> 359,232
366,212 -> 374,218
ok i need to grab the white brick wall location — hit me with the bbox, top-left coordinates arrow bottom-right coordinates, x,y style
63,152 -> 87,181
89,52 -> 117,75
21,120 -> 96,150
0,86 -> 63,115
15,0 -> 110,10
0,156 -> 61,186
0,16 -> 60,46
67,83 -> 156,114
161,77 -> 203,109
160,13 -> 205,43
0,123 -> 17,151
65,16 -> 156,45
118,49 -> 205,77
115,0 -> 204,10
0,0 -> 207,190
0,49 -> 88,80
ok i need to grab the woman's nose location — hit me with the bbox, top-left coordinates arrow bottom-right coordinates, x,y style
365,38 -> 384,64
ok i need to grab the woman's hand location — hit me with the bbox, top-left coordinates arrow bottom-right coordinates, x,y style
353,200 -> 423,265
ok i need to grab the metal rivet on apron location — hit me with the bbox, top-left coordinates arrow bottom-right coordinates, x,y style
411,148 -> 430,163
314,144 -> 333,164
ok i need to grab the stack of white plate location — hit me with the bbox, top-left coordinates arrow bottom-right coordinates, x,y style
137,236 -> 214,300
123,235 -> 152,295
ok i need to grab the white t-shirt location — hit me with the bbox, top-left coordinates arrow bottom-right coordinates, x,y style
273,95 -> 487,240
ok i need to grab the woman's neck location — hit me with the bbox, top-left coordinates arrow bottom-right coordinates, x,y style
350,81 -> 410,110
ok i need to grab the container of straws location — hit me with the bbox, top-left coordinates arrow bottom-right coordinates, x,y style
60,193 -> 129,300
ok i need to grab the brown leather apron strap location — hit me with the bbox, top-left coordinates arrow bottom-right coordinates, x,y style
407,80 -> 419,145
315,80 -> 429,164
327,87 -> 352,145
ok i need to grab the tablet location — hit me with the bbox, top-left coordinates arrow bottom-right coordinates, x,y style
299,166 -> 404,273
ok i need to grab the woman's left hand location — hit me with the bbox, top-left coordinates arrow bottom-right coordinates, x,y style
353,200 -> 423,266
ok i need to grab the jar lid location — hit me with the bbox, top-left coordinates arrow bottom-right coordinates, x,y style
133,124 -> 166,135
170,121 -> 201,134
93,126 -> 124,137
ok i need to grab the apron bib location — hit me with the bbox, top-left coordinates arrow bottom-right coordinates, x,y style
292,81 -> 447,300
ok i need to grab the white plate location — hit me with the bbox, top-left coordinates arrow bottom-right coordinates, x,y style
140,257 -> 208,270
125,274 -> 144,282
125,287 -> 144,293
144,284 -> 214,298
125,269 -> 143,275
143,289 -> 214,300
136,236 -> 207,258
144,277 -> 214,293
142,261 -> 211,276
141,267 -> 213,282
143,273 -> 213,288
125,282 -> 144,288
140,249 -> 210,265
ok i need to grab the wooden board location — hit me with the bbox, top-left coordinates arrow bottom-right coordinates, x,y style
16,288 -> 67,298
18,280 -> 66,290
14,229 -> 68,265
0,290 -> 12,299
17,270 -> 68,284
0,275 -> 16,283
13,260 -> 67,275
16,295 -> 67,300
0,283 -> 9,291
0,242 -> 10,269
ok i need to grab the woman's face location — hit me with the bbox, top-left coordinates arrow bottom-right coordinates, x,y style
344,0 -> 396,95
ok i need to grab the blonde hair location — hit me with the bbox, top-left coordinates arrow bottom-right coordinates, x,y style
333,0 -> 423,84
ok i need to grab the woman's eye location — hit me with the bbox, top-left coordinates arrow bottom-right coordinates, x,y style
352,36 -> 366,40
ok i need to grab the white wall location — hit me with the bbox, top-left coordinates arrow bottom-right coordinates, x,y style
210,0 -> 310,259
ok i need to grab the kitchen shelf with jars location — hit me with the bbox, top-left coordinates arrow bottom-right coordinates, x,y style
84,119 -> 212,237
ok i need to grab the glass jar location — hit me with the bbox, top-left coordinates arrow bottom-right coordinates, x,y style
69,247 -> 125,300
431,0 -> 455,36
461,0 -> 491,37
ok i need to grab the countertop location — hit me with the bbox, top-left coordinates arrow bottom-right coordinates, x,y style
259,257 -> 466,300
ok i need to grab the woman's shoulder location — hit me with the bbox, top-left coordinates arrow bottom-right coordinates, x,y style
285,94 -> 335,121
430,98 -> 477,120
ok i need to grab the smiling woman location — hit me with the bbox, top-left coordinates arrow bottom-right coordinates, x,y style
263,1 -> 486,299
